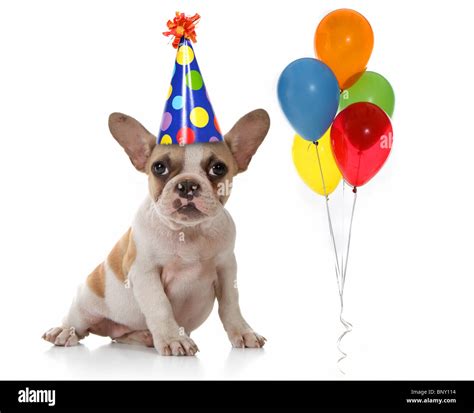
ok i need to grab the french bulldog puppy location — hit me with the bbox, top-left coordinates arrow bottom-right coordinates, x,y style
43,109 -> 270,356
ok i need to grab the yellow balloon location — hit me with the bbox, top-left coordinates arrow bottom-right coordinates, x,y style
292,129 -> 342,196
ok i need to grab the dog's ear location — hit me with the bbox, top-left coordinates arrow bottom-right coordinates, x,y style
224,109 -> 270,173
108,113 -> 156,172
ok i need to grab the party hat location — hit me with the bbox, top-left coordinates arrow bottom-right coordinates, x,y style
158,12 -> 223,145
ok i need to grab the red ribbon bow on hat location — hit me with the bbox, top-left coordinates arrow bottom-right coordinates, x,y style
163,12 -> 201,49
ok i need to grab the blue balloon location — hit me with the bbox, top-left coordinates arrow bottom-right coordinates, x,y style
278,58 -> 340,141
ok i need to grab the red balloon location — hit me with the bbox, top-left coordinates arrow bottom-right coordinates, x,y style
331,102 -> 393,187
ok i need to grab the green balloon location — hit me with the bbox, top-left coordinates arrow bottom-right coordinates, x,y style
339,71 -> 395,117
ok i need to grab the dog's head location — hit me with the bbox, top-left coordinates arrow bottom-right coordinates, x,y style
109,109 -> 270,226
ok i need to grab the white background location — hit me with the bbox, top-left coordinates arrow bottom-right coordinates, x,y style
1,0 -> 473,380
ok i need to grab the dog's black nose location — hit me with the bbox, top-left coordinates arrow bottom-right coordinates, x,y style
176,180 -> 200,199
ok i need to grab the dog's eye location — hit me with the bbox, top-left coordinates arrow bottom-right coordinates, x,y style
209,162 -> 227,177
152,162 -> 169,176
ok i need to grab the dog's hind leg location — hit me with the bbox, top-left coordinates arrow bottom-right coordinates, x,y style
43,263 -> 108,346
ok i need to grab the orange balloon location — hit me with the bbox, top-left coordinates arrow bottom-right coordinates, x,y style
315,9 -> 374,90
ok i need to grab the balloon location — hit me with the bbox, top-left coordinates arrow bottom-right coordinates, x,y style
315,9 -> 374,90
339,71 -> 395,117
331,102 -> 393,187
292,129 -> 342,196
278,58 -> 339,141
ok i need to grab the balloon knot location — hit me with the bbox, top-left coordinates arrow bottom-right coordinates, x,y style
313,140 -> 319,146
163,12 -> 200,49
353,187 -> 357,194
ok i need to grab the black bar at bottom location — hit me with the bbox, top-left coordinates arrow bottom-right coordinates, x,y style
0,380 -> 472,411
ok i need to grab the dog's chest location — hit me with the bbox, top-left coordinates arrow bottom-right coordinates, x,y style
161,257 -> 217,331
157,235 -> 224,332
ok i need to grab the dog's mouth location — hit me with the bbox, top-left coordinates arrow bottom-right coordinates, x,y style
175,202 -> 205,219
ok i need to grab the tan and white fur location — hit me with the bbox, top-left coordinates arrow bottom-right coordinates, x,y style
43,109 -> 270,356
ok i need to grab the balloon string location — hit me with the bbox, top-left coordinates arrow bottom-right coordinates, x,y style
342,188 -> 357,289
341,180 -> 346,285
336,290 -> 353,372
314,142 -> 341,280
314,141 -> 351,373
336,188 -> 357,374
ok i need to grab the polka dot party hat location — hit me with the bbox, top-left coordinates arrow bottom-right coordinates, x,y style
159,12 -> 223,145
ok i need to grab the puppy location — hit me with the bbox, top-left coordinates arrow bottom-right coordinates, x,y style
43,109 -> 270,356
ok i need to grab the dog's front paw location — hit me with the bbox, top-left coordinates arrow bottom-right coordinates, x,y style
153,333 -> 199,356
228,329 -> 267,349
42,326 -> 80,347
